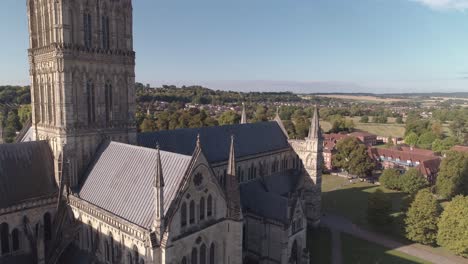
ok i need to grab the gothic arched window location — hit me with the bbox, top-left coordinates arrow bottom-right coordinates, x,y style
12,229 -> 20,252
189,201 -> 195,224
83,11 -> 92,48
133,245 -> 139,264
191,248 -> 198,264
105,82 -> 113,123
209,243 -> 215,264
199,197 -> 205,221
207,195 -> 213,217
105,240 -> 110,262
181,256 -> 187,264
87,221 -> 93,250
44,212 -> 52,241
181,202 -> 187,227
1,222 -> 9,254
200,243 -> 206,264
101,15 -> 110,49
109,233 -> 115,262
86,80 -> 95,123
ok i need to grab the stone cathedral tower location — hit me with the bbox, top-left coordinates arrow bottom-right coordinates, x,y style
290,107 -> 323,226
26,0 -> 136,187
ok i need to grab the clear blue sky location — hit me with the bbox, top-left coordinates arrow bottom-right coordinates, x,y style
1,0 -> 468,93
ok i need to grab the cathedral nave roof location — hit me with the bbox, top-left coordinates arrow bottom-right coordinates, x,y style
0,141 -> 57,208
78,141 -> 192,229
137,121 -> 289,163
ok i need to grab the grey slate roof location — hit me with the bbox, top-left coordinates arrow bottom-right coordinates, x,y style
239,171 -> 301,224
79,141 -> 192,229
0,141 -> 57,208
137,121 -> 289,163
20,126 -> 34,142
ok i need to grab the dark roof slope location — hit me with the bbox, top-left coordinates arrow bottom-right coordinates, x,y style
79,141 -> 192,229
240,171 -> 301,224
0,141 -> 57,208
137,122 -> 289,163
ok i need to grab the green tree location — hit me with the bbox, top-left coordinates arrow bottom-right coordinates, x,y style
405,189 -> 441,245
139,118 -> 155,132
253,105 -> 268,122
218,110 -> 240,125
360,115 -> 369,123
417,131 -> 437,149
367,189 -> 392,226
400,168 -> 428,195
432,137 -> 458,154
18,104 -> 31,125
333,137 -> 375,178
435,151 -> 468,199
437,195 -> 468,257
293,116 -> 310,139
404,132 -> 419,147
396,116 -> 404,124
379,168 -> 401,190
4,111 -> 21,143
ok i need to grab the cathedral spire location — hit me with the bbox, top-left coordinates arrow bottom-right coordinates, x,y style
154,144 -> 164,188
153,144 -> 164,234
240,103 -> 247,124
226,135 -> 242,220
227,135 -> 236,177
308,106 -> 321,139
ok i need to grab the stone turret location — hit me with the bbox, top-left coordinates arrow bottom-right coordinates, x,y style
240,103 -> 247,124
226,135 -> 242,220
153,144 -> 164,237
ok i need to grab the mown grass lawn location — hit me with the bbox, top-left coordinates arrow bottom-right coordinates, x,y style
341,233 -> 432,264
322,174 -> 408,230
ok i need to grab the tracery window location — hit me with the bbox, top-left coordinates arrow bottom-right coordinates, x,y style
200,244 -> 206,264
105,82 -> 113,123
101,15 -> 110,49
1,223 -> 9,254
181,202 -> 187,227
199,197 -> 205,220
83,12 -> 92,48
209,243 -> 215,264
12,229 -> 19,252
189,201 -> 195,224
191,248 -> 198,264
207,195 -> 213,217
44,212 -> 52,241
86,80 -> 95,123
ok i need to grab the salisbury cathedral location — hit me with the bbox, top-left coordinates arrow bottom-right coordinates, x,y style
0,1 -> 323,263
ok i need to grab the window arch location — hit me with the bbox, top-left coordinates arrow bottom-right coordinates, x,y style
181,202 -> 187,227
83,11 -> 92,48
209,243 -> 215,264
105,240 -> 110,262
207,195 -> 213,217
133,245 -> 139,264
105,81 -> 113,123
189,201 -> 195,224
86,80 -> 95,123
87,221 -> 93,250
1,222 -> 9,254
191,248 -> 198,264
44,212 -> 52,241
101,15 -> 110,49
199,197 -> 205,220
12,229 -> 20,252
200,244 -> 206,264
109,233 -> 115,262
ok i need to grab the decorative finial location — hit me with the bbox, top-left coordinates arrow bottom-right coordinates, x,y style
196,133 -> 201,148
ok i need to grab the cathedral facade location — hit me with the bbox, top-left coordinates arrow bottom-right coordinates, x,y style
0,1 -> 323,263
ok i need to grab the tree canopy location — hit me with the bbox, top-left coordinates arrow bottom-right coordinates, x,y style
333,137 -> 375,178
405,189 -> 441,245
437,195 -> 468,257
435,151 -> 468,199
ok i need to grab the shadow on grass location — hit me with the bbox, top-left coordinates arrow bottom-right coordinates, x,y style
308,226 -> 332,264
341,233 -> 431,264
322,184 -> 411,239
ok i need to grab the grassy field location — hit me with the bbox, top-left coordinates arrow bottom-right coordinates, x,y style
308,227 -> 332,264
320,116 -> 406,138
341,233 -> 432,264
315,94 -> 410,103
321,174 -> 410,231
